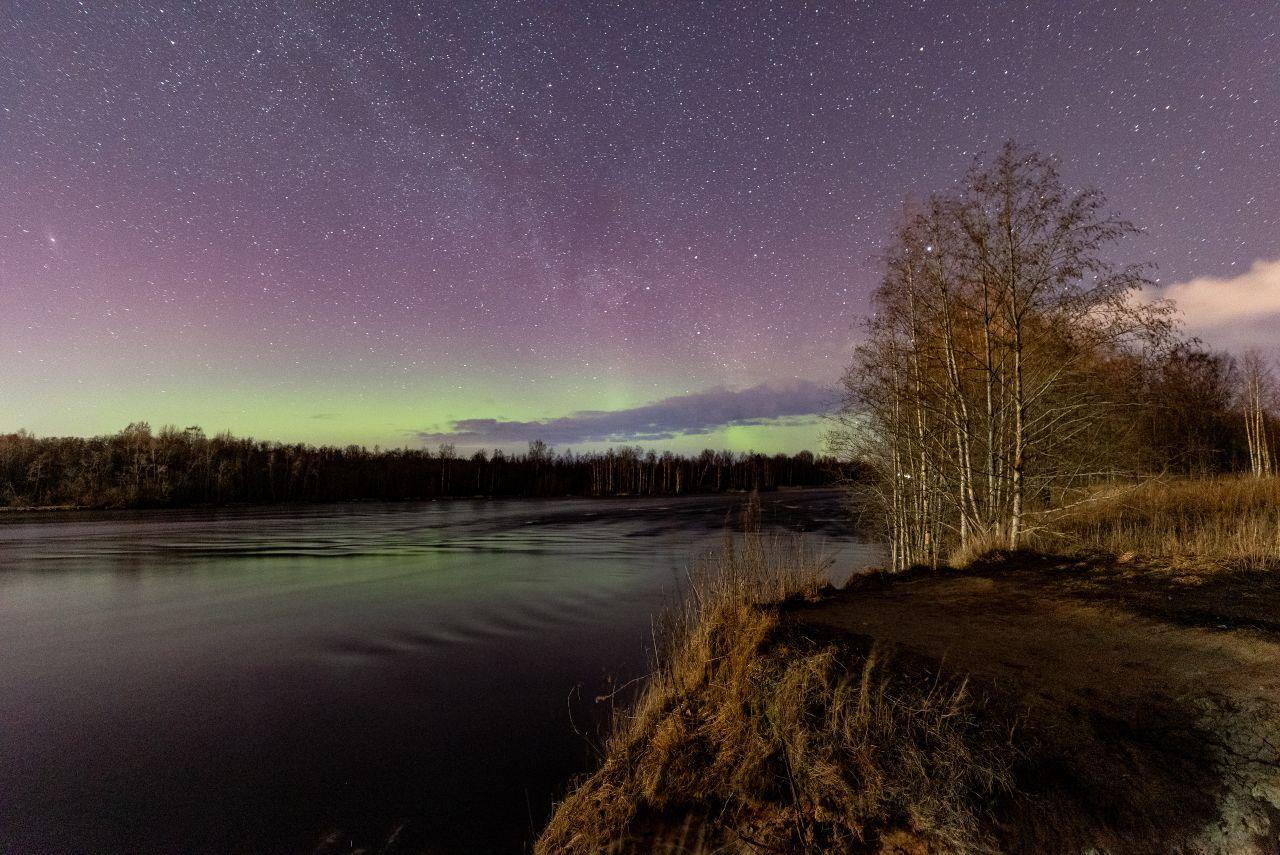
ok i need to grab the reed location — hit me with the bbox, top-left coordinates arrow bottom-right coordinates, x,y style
1036,475 -> 1280,570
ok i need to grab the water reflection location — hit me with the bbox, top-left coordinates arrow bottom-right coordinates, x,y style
0,490 -> 875,854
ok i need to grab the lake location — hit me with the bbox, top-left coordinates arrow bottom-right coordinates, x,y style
0,489 -> 876,853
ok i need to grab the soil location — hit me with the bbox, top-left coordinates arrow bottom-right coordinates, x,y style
787,554 -> 1280,854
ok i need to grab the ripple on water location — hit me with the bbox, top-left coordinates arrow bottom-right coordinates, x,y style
315,590 -> 638,668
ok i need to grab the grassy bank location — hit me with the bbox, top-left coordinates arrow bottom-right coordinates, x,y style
537,531 -> 1018,853
537,479 -> 1280,853
1037,475 -> 1280,570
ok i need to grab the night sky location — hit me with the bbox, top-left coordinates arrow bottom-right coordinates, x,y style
3,1 -> 1277,451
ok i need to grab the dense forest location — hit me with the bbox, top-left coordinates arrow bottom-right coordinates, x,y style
0,426 -> 843,509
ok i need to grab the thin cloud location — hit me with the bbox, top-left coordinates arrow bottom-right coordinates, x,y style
417,381 -> 830,447
1156,258 -> 1280,352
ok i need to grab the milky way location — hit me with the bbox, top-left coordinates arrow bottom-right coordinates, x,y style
2,2 -> 1277,450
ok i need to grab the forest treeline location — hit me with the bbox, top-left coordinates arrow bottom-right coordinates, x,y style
0,426 -> 843,509
831,142 -> 1279,571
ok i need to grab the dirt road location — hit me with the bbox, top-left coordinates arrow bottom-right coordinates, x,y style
788,556 -> 1280,854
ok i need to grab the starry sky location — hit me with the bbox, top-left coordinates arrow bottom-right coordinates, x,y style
2,1 -> 1277,452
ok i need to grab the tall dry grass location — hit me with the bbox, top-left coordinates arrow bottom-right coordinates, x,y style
1035,475 -> 1280,570
536,528 -> 1015,853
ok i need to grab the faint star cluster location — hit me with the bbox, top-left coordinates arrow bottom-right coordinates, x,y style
0,1 -> 1276,443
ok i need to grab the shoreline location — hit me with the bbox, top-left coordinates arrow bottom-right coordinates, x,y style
540,550 -> 1280,853
537,481 -> 1280,853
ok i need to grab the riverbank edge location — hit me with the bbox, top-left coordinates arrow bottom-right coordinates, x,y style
534,533 -> 1280,853
534,533 -> 1017,853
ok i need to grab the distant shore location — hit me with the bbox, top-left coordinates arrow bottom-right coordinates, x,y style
1,427 -> 845,512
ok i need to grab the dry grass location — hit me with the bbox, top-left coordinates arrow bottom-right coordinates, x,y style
539,479 -> 1280,852
536,529 -> 1015,854
946,527 -> 1011,570
1035,475 -> 1280,570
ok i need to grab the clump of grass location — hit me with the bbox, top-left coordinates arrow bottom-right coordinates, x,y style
946,526 -> 1012,569
536,530 -> 1015,853
1037,475 -> 1280,570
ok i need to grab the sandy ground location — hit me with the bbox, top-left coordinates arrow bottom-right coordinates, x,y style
788,556 -> 1280,854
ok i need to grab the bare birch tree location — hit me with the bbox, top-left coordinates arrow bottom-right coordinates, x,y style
832,143 -> 1175,569
1241,350 -> 1277,478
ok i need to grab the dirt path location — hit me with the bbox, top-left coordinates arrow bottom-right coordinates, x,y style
788,561 -> 1280,853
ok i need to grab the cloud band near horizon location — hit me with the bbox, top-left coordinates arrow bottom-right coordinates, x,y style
416,380 -> 831,447
1156,258 -> 1280,353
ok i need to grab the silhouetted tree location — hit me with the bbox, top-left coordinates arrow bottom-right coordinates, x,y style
0,429 -> 843,509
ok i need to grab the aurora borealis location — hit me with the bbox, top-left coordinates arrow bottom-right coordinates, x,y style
2,2 -> 1277,452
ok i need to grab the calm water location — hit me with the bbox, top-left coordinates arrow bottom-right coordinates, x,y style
0,490 -> 874,854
